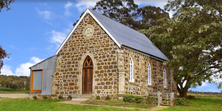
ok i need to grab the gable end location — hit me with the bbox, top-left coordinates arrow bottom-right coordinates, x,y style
56,9 -> 121,55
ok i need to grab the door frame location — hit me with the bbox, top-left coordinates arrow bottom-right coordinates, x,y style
82,56 -> 93,94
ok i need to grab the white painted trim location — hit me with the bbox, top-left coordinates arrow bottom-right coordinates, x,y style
88,9 -> 121,47
163,67 -> 166,88
148,62 -> 151,85
129,57 -> 134,82
56,9 -> 121,55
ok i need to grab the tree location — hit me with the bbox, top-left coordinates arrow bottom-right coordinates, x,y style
73,0 -> 169,31
0,0 -> 15,12
93,0 -> 169,30
141,0 -> 222,98
93,0 -> 138,28
0,46 -> 9,74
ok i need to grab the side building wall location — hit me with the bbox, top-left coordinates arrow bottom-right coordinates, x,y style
52,14 -> 119,99
120,47 -> 177,97
30,55 -> 57,96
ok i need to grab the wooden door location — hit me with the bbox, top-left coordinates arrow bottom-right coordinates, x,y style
82,56 -> 93,94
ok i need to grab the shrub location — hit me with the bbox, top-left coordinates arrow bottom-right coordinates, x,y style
105,96 -> 110,100
58,95 -> 63,99
174,97 -> 188,105
134,96 -> 143,104
43,96 -> 47,99
187,95 -> 196,100
33,96 -> 38,100
123,94 -> 135,103
96,96 -> 100,100
68,95 -> 72,100
146,96 -> 157,105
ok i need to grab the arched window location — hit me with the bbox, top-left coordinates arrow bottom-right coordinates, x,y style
148,62 -> 151,85
129,57 -> 134,82
163,68 -> 166,88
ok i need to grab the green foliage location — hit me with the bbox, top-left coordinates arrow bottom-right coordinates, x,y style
123,94 -> 143,104
141,0 -> 222,98
96,96 -> 100,100
123,94 -> 135,103
146,96 -> 157,105
134,96 -> 143,104
187,95 -> 196,100
93,0 -> 169,30
174,97 -> 188,106
33,96 -> 38,100
67,95 -> 72,100
0,0 -> 15,12
73,0 -> 169,31
105,96 -> 110,101
0,75 -> 30,90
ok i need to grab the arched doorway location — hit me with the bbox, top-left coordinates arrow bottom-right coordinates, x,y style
82,56 -> 93,94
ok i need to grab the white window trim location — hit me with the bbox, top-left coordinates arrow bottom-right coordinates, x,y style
148,62 -> 151,85
163,68 -> 167,88
129,57 -> 134,82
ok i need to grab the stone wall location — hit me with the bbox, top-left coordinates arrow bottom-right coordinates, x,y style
52,14 -> 119,98
51,13 -> 177,99
120,47 -> 177,97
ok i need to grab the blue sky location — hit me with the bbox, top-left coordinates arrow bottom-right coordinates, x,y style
0,0 -> 221,92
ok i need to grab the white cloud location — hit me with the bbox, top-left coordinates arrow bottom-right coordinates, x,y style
65,1 -> 73,16
134,0 -> 168,6
75,0 -> 99,12
1,65 -> 15,76
1,57 -> 42,76
200,82 -> 208,87
36,8 -> 51,20
50,30 -> 67,44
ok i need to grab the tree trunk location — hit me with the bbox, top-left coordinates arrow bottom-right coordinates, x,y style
179,88 -> 188,99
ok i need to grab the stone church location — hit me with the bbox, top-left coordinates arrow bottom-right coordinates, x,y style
29,8 -> 177,99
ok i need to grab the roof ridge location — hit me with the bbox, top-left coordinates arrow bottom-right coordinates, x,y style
88,9 -> 147,37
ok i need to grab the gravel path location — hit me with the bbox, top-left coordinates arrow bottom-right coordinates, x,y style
0,94 -> 29,99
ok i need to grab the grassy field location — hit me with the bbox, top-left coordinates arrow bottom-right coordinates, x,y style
161,95 -> 222,111
0,98 -> 138,111
0,87 -> 29,93
84,99 -> 155,109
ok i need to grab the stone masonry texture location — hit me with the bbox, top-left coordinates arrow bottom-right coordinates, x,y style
51,13 -> 177,99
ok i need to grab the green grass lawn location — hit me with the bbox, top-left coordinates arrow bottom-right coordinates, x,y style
0,98 -> 139,111
161,95 -> 222,111
0,87 -> 29,93
84,99 -> 155,109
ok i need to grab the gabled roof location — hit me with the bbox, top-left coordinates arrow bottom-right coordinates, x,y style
56,8 -> 169,61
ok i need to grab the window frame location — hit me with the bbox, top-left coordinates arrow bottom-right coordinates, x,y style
163,68 -> 167,88
148,62 -> 151,85
30,70 -> 43,93
129,57 -> 134,82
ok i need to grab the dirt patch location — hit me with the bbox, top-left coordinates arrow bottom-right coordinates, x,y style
59,100 -> 169,111
0,94 -> 29,99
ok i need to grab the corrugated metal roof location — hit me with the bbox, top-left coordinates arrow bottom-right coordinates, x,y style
30,55 -> 57,69
89,9 -> 169,61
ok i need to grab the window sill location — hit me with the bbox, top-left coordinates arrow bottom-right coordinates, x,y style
129,80 -> 134,83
